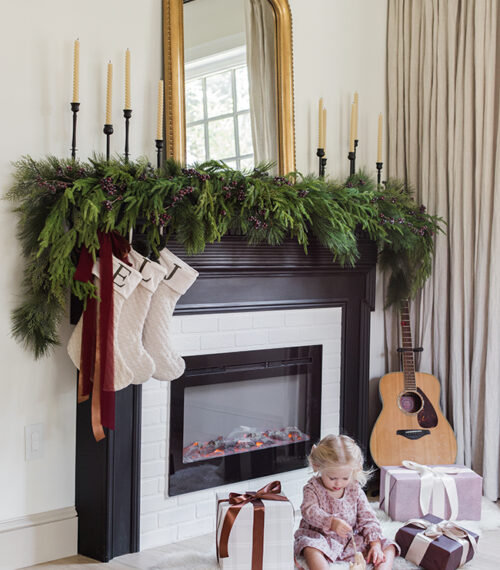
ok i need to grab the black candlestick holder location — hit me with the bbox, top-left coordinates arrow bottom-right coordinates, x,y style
155,139 -> 163,169
123,109 -> 132,163
376,161 -> 383,185
348,150 -> 356,175
103,124 -> 113,161
316,148 -> 327,178
70,102 -> 80,159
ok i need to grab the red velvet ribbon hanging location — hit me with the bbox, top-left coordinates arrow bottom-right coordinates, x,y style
73,231 -> 131,441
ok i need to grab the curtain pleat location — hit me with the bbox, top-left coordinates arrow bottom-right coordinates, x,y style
386,0 -> 499,500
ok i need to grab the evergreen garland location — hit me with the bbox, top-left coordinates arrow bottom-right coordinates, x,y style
6,156 -> 444,358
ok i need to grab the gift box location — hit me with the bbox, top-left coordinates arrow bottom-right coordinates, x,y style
216,480 -> 294,570
380,461 -> 482,521
395,513 -> 479,570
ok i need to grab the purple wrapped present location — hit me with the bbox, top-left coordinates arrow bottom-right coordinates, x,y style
396,513 -> 479,570
380,461 -> 482,521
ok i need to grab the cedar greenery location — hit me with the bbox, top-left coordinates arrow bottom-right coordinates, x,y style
6,155 -> 444,358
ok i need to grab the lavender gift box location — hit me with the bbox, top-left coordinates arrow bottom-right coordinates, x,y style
395,513 -> 479,570
380,464 -> 482,521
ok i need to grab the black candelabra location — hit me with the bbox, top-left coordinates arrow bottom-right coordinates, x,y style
124,109 -> 132,163
376,161 -> 383,185
348,139 -> 358,176
103,124 -> 113,161
70,102 -> 80,159
316,148 -> 327,178
155,139 -> 163,169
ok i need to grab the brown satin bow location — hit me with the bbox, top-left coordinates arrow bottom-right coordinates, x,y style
217,480 -> 289,570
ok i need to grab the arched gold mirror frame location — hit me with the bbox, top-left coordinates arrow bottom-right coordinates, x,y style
162,0 -> 296,174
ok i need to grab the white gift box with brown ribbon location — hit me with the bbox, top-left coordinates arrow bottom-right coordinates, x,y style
395,513 -> 479,570
380,461 -> 482,521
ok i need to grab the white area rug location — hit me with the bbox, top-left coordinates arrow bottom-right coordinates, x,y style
148,498 -> 500,570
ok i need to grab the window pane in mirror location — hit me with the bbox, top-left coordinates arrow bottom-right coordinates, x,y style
206,71 -> 233,118
235,67 -> 250,111
185,79 -> 204,123
238,113 -> 253,156
239,156 -> 254,171
225,159 -> 237,169
208,117 -> 236,160
186,124 -> 206,164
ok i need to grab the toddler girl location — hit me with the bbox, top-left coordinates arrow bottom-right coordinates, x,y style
294,434 -> 398,569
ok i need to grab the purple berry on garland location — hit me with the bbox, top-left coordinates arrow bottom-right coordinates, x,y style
391,198 -> 397,204
346,182 -> 353,188
420,204 -> 426,213
358,179 -> 365,186
222,210 -> 227,216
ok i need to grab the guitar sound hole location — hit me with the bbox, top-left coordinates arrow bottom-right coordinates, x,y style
399,391 -> 423,414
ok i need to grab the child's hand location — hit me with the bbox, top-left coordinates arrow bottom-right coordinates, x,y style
366,541 -> 386,566
330,517 -> 352,538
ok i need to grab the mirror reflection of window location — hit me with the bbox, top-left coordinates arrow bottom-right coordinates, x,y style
184,0 -> 278,171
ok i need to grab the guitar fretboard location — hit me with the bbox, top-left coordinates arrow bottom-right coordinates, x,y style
400,299 -> 416,390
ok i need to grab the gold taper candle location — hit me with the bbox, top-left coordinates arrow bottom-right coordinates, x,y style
349,103 -> 355,152
157,80 -> 164,140
353,92 -> 359,141
322,107 -> 327,150
318,98 -> 323,148
377,113 -> 383,162
72,39 -> 80,103
125,49 -> 131,110
105,61 -> 113,124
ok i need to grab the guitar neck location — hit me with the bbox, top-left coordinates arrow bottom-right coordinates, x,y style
400,299 -> 416,390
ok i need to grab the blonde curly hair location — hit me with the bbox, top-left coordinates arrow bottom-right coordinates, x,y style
308,434 -> 372,486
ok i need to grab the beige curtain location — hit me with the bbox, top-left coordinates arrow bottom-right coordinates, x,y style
244,0 -> 278,169
386,0 -> 500,500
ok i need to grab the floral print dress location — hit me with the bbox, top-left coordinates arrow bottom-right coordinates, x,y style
294,476 -> 399,563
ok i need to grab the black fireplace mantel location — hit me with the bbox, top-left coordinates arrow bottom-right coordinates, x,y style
75,235 -> 377,560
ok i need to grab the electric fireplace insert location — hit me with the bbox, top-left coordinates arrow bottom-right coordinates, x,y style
169,345 -> 322,495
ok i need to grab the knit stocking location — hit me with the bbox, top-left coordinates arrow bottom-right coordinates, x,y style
67,255 -> 142,390
143,248 -> 199,381
114,249 -> 167,389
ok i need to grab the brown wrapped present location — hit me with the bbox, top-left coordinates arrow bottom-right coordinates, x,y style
396,514 -> 479,570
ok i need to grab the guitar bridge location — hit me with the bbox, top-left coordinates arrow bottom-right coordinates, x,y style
396,429 -> 430,440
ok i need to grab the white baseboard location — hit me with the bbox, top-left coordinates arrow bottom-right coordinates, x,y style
0,506 -> 77,570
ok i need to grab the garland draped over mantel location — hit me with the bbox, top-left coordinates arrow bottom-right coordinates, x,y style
6,156 -> 444,358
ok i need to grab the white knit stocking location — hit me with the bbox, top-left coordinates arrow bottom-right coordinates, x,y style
143,248 -> 199,382
67,255 -> 142,391
114,249 -> 167,389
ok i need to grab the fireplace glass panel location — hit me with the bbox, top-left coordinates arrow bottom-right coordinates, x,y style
169,345 -> 322,495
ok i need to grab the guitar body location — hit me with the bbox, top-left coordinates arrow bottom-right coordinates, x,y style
370,371 -> 457,466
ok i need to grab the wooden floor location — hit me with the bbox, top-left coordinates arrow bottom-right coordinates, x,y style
23,526 -> 500,569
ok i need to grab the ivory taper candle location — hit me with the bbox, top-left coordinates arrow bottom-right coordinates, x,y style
353,92 -> 359,141
125,49 -> 131,110
72,39 -> 80,103
318,98 -> 324,148
322,107 -> 327,150
156,80 -> 164,140
349,103 -> 355,153
105,61 -> 113,124
377,113 -> 383,162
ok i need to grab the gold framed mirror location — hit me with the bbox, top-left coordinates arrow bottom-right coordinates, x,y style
162,0 -> 295,174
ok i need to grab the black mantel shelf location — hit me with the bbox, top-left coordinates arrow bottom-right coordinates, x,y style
75,235 -> 377,561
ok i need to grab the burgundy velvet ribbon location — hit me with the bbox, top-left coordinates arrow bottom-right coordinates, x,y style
217,480 -> 289,570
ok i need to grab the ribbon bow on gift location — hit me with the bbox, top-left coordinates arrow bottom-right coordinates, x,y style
217,480 -> 290,570
401,460 -> 464,520
404,518 -> 478,568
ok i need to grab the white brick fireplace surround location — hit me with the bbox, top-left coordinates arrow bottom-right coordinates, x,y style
140,307 -> 342,550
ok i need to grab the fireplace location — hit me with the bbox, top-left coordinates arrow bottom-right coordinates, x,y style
169,345 -> 322,495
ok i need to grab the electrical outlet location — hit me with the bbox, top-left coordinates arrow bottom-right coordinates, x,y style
25,423 -> 44,461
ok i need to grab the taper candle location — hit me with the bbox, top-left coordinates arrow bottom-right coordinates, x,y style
105,61 -> 113,124
125,49 -> 131,110
72,39 -> 80,103
377,113 -> 383,162
322,107 -> 327,150
349,103 -> 355,152
353,92 -> 359,141
318,98 -> 323,148
157,80 -> 164,140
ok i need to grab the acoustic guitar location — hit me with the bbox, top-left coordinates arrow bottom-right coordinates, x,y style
370,299 -> 457,466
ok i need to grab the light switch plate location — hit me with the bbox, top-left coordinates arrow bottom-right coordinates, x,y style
25,423 -> 44,461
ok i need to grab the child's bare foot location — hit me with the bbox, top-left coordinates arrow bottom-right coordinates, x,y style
374,545 -> 396,569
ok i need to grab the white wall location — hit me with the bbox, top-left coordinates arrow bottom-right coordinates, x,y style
0,0 -> 387,564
